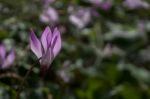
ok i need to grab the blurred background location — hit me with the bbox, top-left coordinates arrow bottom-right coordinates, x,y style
1,0 -> 150,99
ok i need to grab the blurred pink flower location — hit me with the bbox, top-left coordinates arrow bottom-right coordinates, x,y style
123,0 -> 149,9
102,44 -> 124,58
91,8 -> 100,17
40,7 -> 59,23
0,45 -> 15,69
86,0 -> 112,11
30,26 -> 61,74
99,1 -> 112,11
137,20 -> 146,33
69,7 -> 91,28
57,60 -> 71,83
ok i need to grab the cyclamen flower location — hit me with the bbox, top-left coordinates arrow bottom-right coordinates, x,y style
30,26 -> 61,74
57,60 -> 71,83
99,1 -> 112,11
40,7 -> 59,24
85,0 -> 112,11
69,7 -> 91,29
0,45 -> 15,69
123,0 -> 149,9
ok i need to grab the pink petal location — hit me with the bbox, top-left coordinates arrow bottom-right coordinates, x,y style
40,46 -> 53,77
40,7 -> 59,23
30,30 -> 43,58
2,50 -> 15,69
51,27 -> 62,58
40,46 -> 53,68
41,26 -> 52,52
0,45 -> 6,60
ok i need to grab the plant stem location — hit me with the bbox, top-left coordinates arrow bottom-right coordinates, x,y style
16,59 -> 40,99
16,65 -> 34,99
0,72 -> 24,82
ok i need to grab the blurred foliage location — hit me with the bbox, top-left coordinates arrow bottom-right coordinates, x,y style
1,0 -> 150,99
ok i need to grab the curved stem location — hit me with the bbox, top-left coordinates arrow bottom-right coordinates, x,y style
0,72 -> 24,82
16,59 -> 40,99
16,65 -> 34,99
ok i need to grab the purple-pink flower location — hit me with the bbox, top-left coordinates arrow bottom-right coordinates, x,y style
69,7 -> 91,28
99,1 -> 112,11
86,0 -> 112,11
0,45 -> 15,69
30,26 -> 61,74
123,0 -> 149,9
40,7 -> 59,24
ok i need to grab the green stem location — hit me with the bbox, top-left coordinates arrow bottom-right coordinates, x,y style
16,59 -> 40,99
